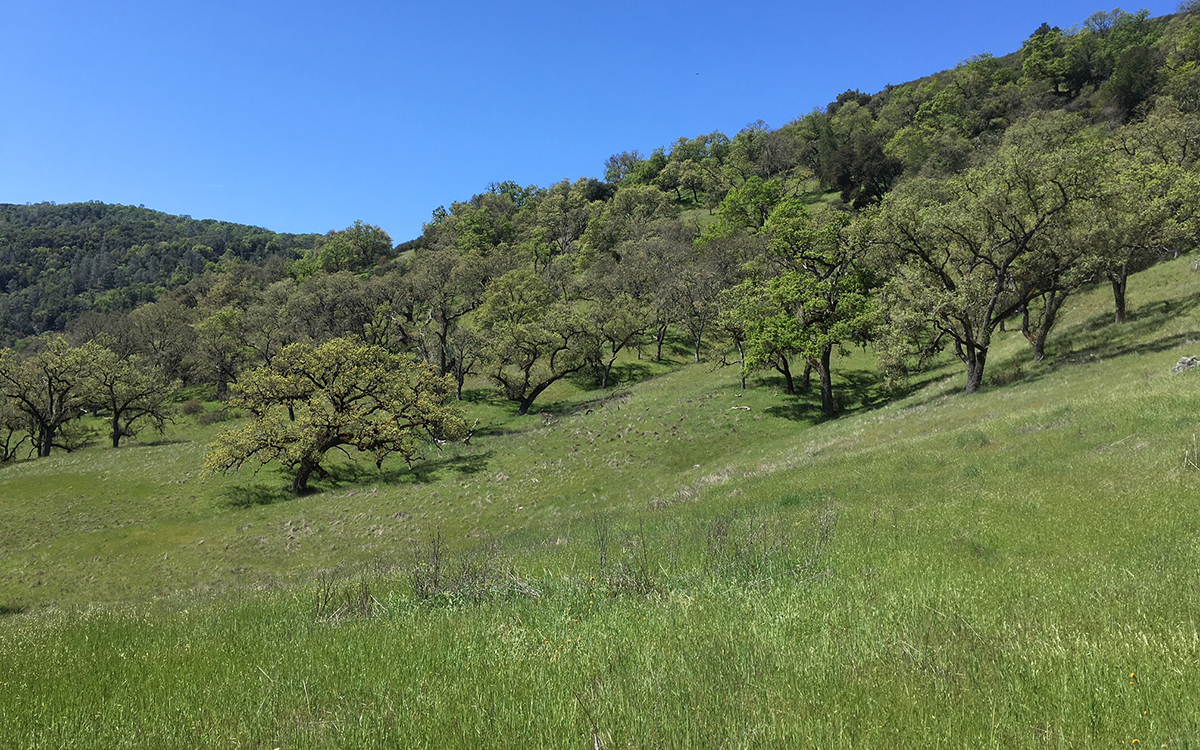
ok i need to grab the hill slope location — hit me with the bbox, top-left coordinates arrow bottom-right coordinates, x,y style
2,256 -> 1200,746
0,202 -> 319,343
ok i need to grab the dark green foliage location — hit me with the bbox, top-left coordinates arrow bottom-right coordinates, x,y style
0,202 -> 319,344
796,104 -> 905,207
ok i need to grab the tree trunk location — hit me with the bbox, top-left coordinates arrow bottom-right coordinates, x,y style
655,324 -> 667,362
438,318 -> 451,376
1021,303 -> 1039,362
1111,271 -> 1129,324
517,381 -> 554,416
601,355 -> 618,389
111,414 -> 122,448
801,361 -> 812,391
737,341 -> 747,390
776,357 -> 795,395
963,346 -> 987,395
816,346 -> 836,416
292,459 -> 318,494
693,321 -> 704,364
39,426 -> 54,458
1022,290 -> 1067,364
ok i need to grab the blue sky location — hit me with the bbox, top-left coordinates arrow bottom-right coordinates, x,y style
0,1 -> 1182,241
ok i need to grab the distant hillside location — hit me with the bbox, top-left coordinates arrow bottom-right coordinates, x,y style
0,202 -> 320,344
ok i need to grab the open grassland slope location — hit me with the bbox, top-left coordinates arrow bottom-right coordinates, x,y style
3,258 -> 1200,747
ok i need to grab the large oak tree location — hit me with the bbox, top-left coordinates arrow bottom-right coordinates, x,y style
873,112 -> 1104,393
205,338 -> 462,494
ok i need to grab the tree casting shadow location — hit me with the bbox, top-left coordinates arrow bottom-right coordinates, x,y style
220,450 -> 494,507
982,292 -> 1200,392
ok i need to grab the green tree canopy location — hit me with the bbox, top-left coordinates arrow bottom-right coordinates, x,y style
0,336 -> 100,457
476,269 -> 593,415
873,112 -> 1105,393
205,338 -> 462,494
85,347 -> 178,448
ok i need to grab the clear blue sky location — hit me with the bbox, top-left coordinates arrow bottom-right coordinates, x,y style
0,1 -> 1182,242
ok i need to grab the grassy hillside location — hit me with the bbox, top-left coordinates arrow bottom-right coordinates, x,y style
3,258 -> 1200,747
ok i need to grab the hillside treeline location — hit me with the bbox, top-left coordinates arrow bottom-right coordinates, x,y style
0,202 -> 322,343
3,6 -> 1200,465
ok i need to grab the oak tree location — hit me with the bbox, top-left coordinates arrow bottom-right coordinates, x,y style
86,347 -> 178,448
0,337 -> 100,457
476,270 -> 593,415
205,338 -> 462,493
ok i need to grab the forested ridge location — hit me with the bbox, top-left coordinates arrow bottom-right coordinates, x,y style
5,6 -> 1200,484
0,202 -> 320,343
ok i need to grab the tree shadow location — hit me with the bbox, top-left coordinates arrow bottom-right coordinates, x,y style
609,361 -> 656,386
466,389 -> 623,435
456,389 -> 538,435
221,450 -> 495,506
983,292 -> 1200,392
326,450 -> 494,487
761,367 -> 923,423
764,399 -> 828,423
666,340 -> 696,361
220,483 -> 294,509
126,437 -> 188,448
836,368 -> 906,411
459,388 -> 510,408
1067,292 -> 1200,357
0,604 -> 27,617
566,361 -> 657,391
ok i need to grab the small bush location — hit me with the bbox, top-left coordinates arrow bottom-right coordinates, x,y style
989,364 -> 1025,387
182,399 -> 203,416
198,408 -> 242,426
594,522 -> 662,597
313,569 -> 381,620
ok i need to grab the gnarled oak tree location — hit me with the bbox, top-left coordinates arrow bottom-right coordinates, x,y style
205,338 -> 462,493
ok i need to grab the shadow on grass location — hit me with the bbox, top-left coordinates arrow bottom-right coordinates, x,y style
764,400 -> 827,423
463,388 -> 630,437
1060,292 -> 1200,362
326,450 -> 494,487
127,437 -> 188,448
566,362 -> 658,391
221,451 -> 494,507
981,292 -> 1200,392
460,388 -> 511,408
221,483 -> 294,509
760,367 -> 922,424
0,604 -> 27,617
459,388 -> 541,436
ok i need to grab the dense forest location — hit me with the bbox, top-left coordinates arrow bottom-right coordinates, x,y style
0,202 -> 321,342
4,6 -> 1200,485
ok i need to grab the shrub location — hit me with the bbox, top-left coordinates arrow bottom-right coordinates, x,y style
198,408 -> 241,427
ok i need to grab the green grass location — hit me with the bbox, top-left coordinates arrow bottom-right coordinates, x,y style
4,259 -> 1200,746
